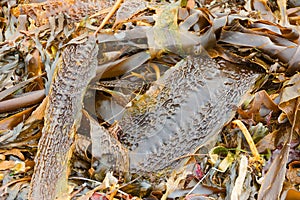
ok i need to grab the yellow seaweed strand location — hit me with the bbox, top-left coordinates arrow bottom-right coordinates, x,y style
232,120 -> 261,162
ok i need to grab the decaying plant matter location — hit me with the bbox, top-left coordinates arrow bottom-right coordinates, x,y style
0,0 -> 299,199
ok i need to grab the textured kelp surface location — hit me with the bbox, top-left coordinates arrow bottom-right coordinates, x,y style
0,0 -> 300,199
119,55 -> 260,172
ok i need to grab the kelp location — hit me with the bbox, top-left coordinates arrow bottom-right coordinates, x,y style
0,0 -> 299,199
11,0 -> 109,26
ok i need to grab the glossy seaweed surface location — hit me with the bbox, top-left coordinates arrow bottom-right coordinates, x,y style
119,55 -> 260,172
